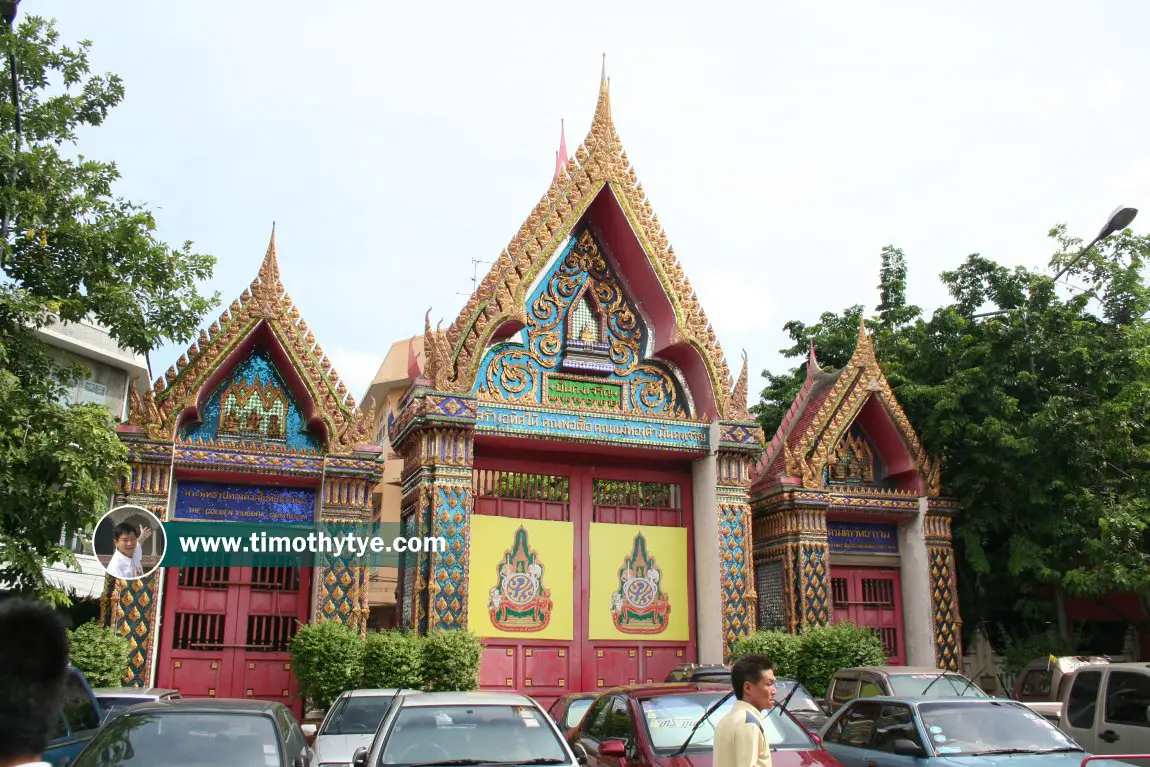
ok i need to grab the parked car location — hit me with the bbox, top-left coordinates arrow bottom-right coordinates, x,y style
1058,661 -> 1150,758
350,690 -> 580,767
302,688 -> 411,759
547,692 -> 597,732
71,698 -> 315,767
91,686 -> 181,720
1013,655 -> 1110,723
43,666 -> 103,767
818,695 -> 1131,767
566,682 -> 841,767
665,663 -> 732,684
824,666 -> 987,714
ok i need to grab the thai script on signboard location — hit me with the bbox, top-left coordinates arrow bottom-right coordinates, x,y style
476,403 -> 708,450
174,480 -> 316,526
545,377 -> 623,411
827,522 -> 898,554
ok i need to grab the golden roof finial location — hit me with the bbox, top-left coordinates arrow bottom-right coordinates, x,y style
725,349 -> 752,421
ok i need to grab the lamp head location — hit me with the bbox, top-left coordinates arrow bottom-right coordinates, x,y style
1100,206 -> 1137,238
0,0 -> 18,25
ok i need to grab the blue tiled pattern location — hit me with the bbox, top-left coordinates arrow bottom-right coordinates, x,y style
429,486 -> 469,628
719,503 -> 753,653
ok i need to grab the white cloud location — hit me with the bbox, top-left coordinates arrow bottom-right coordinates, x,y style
324,348 -> 383,405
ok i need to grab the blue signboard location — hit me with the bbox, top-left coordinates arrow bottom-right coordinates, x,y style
827,522 -> 898,554
174,481 -> 316,526
475,403 -> 709,451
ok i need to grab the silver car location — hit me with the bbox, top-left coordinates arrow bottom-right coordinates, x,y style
91,687 -> 181,721
351,690 -> 581,767
304,689 -> 414,766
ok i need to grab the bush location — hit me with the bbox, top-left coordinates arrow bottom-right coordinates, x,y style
290,621 -> 365,710
362,630 -> 423,689
795,621 -> 887,697
730,630 -> 802,679
421,629 -> 481,692
999,627 -> 1087,675
68,620 -> 131,687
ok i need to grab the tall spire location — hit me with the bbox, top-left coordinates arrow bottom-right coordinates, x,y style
806,337 -> 821,380
261,221 -> 278,282
553,119 -> 568,181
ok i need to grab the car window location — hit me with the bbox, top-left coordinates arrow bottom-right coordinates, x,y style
872,703 -> 923,753
278,705 -> 306,755
61,671 -> 100,733
320,694 -> 394,735
564,698 -> 593,729
1104,671 -> 1150,728
776,681 -> 820,712
919,700 -> 1080,756
693,672 -> 731,684
601,696 -> 634,743
638,691 -> 815,753
379,704 -> 568,764
887,673 -> 984,697
582,695 -> 611,740
1019,669 -> 1052,698
858,675 -> 883,698
829,701 -> 879,748
1067,670 -> 1102,730
73,711 -> 281,767
832,675 -> 860,705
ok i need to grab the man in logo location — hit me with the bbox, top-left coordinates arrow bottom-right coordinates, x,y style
713,654 -> 777,767
107,520 -> 152,579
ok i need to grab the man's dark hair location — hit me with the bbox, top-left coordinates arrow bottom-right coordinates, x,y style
0,598 -> 71,759
113,521 -> 140,539
731,654 -> 774,700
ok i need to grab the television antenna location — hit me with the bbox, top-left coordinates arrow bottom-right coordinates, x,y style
457,258 -> 493,296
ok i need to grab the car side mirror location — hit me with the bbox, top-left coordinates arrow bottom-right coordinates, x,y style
291,756 -> 307,767
599,739 -> 627,757
571,743 -> 589,765
809,732 -> 822,747
892,739 -> 926,758
352,746 -> 369,767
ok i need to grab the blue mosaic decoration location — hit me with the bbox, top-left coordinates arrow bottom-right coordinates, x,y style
474,228 -> 690,419
104,574 -> 158,687
800,542 -> 830,626
179,347 -> 322,453
428,485 -> 469,629
718,502 -> 753,653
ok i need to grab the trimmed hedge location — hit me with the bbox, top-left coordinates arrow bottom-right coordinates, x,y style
68,620 -> 131,687
794,622 -> 887,697
290,621 -> 365,710
729,630 -> 801,679
421,629 -> 481,692
362,629 -> 423,689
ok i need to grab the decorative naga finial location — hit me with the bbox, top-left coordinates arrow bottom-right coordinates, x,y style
807,337 -> 821,379
423,309 -> 439,383
726,349 -> 751,421
854,315 -> 876,365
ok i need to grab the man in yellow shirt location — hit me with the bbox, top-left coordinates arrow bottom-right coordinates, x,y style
712,655 -> 777,767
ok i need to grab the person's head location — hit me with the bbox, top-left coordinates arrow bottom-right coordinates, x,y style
112,521 -> 140,556
731,655 -> 776,710
0,598 -> 71,763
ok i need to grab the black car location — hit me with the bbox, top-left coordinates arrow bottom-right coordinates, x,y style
71,698 -> 316,767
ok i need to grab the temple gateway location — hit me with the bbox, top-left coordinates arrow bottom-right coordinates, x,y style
101,70 -> 962,712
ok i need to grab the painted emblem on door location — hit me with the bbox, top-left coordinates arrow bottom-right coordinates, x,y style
488,526 -> 552,631
610,532 -> 670,634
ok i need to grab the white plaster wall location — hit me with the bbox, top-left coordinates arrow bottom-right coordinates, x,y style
898,497 -> 937,667
692,420 -> 723,664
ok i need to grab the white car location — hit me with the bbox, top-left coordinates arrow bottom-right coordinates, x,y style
304,688 -> 417,766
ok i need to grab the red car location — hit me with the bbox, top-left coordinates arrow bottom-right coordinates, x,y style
567,682 -> 842,767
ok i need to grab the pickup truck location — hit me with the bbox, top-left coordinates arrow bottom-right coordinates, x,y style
43,666 -> 104,767
1013,655 -> 1110,723
1058,661 -> 1150,761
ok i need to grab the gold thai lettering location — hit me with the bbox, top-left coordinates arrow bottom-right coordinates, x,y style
546,378 -> 622,410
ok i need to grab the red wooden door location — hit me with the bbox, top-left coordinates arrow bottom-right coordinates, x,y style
473,456 -> 695,709
157,565 -> 311,716
830,567 -> 905,665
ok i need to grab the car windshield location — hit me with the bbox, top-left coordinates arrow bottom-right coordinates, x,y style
775,681 -> 820,712
380,704 -> 569,764
563,699 -> 593,728
638,692 -> 815,753
888,673 -> 986,697
73,712 -> 280,767
693,672 -> 732,684
918,701 -> 1082,756
321,695 -> 394,735
96,697 -> 152,717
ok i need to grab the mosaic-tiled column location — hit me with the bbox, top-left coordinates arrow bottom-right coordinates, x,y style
750,487 -> 832,634
389,383 -> 476,633
100,433 -> 174,687
926,502 -> 962,670
315,453 -> 384,633
717,422 -> 765,657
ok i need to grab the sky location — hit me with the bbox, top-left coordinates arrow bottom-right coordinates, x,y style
47,0 -> 1150,408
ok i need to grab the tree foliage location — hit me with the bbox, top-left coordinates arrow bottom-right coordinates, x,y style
68,619 -> 131,687
754,230 -> 1150,638
0,15 -> 217,601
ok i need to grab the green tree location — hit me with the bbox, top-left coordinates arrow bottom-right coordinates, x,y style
0,15 -> 217,602
753,229 -> 1150,641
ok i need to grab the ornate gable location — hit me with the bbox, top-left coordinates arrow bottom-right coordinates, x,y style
752,320 -> 940,495
421,68 -> 741,421
127,227 -> 375,455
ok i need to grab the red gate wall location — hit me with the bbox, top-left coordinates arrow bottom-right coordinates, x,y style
830,566 -> 905,665
473,454 -> 696,709
156,565 -> 312,717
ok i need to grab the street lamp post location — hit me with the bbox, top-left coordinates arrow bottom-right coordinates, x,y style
0,0 -> 18,254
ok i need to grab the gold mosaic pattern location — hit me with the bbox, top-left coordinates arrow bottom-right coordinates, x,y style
422,73 -> 735,418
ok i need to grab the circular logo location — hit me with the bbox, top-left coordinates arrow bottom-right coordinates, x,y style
624,577 -> 656,607
92,505 -> 166,581
502,573 -> 539,605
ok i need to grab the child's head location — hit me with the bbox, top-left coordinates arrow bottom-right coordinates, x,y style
112,521 -> 140,556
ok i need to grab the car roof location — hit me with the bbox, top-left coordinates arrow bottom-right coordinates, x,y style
841,667 -> 963,675
396,691 -> 539,707
92,687 -> 179,696
842,695 -> 1015,706
118,698 -> 283,714
338,689 -> 415,698
597,682 -> 732,696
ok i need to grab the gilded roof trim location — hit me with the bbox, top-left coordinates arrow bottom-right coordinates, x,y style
424,73 -> 736,418
127,226 -> 376,455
